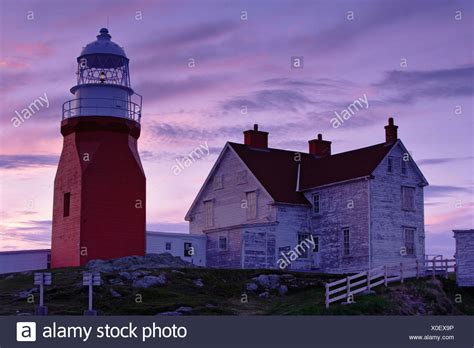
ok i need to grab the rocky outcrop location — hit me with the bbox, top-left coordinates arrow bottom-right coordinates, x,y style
85,253 -> 194,272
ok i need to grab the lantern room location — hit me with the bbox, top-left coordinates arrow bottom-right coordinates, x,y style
63,28 -> 142,121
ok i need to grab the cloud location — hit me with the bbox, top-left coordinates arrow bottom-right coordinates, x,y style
374,66 -> 474,104
133,21 -> 238,53
221,89 -> 316,112
134,75 -> 226,102
0,220 -> 51,244
425,185 -> 473,198
418,156 -> 473,166
262,77 -> 354,90
148,122 -> 242,143
0,154 -> 58,169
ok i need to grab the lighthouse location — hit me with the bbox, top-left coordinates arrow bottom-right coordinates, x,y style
51,28 -> 146,268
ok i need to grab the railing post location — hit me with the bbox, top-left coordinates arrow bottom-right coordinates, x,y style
400,262 -> 404,284
325,283 -> 329,309
445,259 -> 448,279
384,265 -> 388,287
432,260 -> 436,280
367,270 -> 370,290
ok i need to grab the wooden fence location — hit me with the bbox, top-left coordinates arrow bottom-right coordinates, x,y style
325,258 -> 456,308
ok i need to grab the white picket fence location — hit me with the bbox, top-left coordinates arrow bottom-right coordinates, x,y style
325,258 -> 456,308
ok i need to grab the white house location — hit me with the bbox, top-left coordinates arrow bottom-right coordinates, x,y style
185,118 -> 428,274
453,229 -> 474,287
0,249 -> 51,274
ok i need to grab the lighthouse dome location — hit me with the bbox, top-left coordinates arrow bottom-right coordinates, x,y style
80,28 -> 127,58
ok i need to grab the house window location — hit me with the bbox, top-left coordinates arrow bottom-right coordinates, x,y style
165,242 -> 172,251
404,228 -> 415,255
63,192 -> 70,217
298,233 -> 311,258
204,200 -> 214,227
246,191 -> 257,220
312,194 -> 320,214
402,186 -> 415,211
312,236 -> 319,252
237,170 -> 247,185
184,242 -> 193,257
214,175 -> 223,190
401,158 -> 407,175
387,157 -> 393,173
46,253 -> 51,269
343,228 -> 350,256
219,235 -> 228,251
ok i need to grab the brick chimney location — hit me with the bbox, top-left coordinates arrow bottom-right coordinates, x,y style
384,117 -> 398,144
308,134 -> 331,157
244,124 -> 268,148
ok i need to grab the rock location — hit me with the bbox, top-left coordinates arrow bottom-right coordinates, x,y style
132,274 -> 167,288
193,279 -> 204,288
258,291 -> 270,299
205,303 -> 216,309
157,311 -> 182,316
278,285 -> 288,296
246,282 -> 258,291
109,288 -> 122,297
17,288 -> 38,298
131,270 -> 150,279
119,272 -> 132,280
176,306 -> 193,314
171,270 -> 185,275
108,278 -> 124,285
254,274 -> 280,289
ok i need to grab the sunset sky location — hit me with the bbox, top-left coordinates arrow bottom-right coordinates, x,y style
0,0 -> 472,258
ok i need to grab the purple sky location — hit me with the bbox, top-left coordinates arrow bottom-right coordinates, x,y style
0,0 -> 472,258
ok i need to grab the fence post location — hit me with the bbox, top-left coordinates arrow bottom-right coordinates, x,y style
400,262 -> 404,284
346,276 -> 351,300
444,259 -> 448,279
432,260 -> 436,280
325,283 -> 329,309
384,265 -> 388,287
367,270 -> 370,291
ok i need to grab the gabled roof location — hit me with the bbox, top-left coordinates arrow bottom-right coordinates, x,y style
228,141 -> 398,205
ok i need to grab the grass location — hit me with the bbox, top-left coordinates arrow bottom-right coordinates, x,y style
0,268 -> 472,316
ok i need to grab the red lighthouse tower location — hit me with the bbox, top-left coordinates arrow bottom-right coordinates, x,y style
51,28 -> 146,268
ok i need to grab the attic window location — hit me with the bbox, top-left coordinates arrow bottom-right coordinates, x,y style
214,175 -> 223,190
204,200 -> 214,227
387,157 -> 393,173
401,158 -> 407,175
312,194 -> 321,214
237,170 -> 247,185
246,191 -> 257,220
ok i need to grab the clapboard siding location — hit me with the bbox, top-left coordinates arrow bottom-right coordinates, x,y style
304,178 -> 370,274
454,230 -> 474,287
370,144 -> 425,270
188,146 -> 275,235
